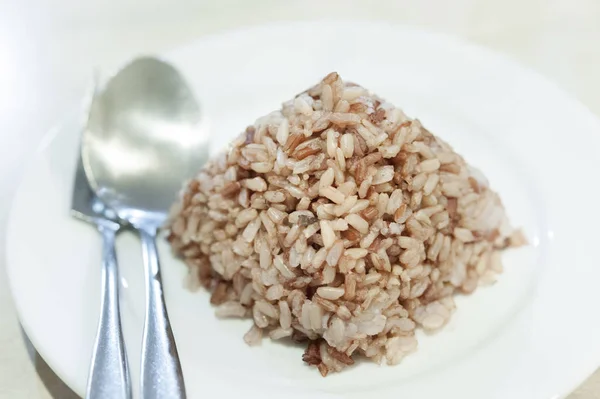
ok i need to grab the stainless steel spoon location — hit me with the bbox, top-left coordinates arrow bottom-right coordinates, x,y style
82,57 -> 208,399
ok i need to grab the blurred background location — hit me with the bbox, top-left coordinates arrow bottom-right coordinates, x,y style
0,0 -> 598,397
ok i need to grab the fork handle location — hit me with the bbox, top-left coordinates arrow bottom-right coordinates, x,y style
86,222 -> 131,399
139,227 -> 186,399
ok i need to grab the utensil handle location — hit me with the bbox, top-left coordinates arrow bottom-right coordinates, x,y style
139,227 -> 186,399
86,223 -> 131,399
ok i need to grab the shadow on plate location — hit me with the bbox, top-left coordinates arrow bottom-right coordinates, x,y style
19,325 -> 80,399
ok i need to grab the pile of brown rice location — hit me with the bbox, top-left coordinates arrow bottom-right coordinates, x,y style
167,72 -> 525,376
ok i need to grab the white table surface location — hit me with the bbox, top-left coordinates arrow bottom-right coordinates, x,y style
1,0 -> 599,398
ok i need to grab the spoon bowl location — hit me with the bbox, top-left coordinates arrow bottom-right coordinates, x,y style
83,56 -> 207,225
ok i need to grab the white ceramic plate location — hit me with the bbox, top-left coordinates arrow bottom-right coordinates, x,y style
7,21 -> 600,399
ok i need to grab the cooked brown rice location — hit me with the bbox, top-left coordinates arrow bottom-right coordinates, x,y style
167,72 -> 525,376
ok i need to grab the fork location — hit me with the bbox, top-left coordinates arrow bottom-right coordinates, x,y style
71,149 -> 131,399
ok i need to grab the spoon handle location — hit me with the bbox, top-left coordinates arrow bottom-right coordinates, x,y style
86,223 -> 131,399
139,227 -> 186,399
